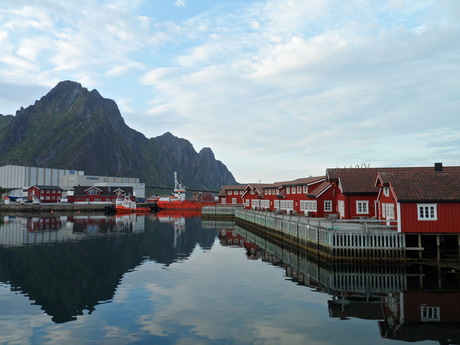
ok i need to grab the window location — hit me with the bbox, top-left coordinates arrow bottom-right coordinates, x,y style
418,204 -> 437,221
292,187 -> 296,194
252,199 -> 260,208
221,198 -> 226,204
232,198 -> 237,204
286,187 -> 290,194
303,186 -> 308,193
356,201 -> 369,214
324,200 -> 332,212
228,190 -> 232,195
297,186 -> 302,193
421,306 -> 440,322
300,200 -> 317,212
88,189 -> 99,195
260,200 -> 270,208
383,187 -> 390,197
245,199 -> 250,206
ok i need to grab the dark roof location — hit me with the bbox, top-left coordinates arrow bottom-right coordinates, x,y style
72,185 -> 133,196
218,184 -> 245,197
378,171 -> 460,201
272,176 -> 325,187
30,185 -> 62,190
307,181 -> 332,198
327,166 -> 460,195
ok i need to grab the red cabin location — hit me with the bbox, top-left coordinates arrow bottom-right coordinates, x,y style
375,169 -> 460,233
68,186 -> 134,204
27,185 -> 63,203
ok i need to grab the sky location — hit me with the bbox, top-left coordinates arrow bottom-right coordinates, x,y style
0,0 -> 459,184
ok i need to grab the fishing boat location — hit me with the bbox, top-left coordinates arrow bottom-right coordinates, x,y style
155,172 -> 217,211
114,195 -> 151,214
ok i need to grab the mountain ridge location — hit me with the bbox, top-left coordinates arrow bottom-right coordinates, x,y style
0,81 -> 237,191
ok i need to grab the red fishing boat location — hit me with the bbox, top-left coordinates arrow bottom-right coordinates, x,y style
155,172 -> 217,211
115,195 -> 151,214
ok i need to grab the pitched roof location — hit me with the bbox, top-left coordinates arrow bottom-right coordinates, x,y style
307,181 -> 332,198
273,176 -> 325,187
218,184 -> 245,197
72,185 -> 133,196
378,171 -> 460,202
327,165 -> 460,194
30,185 -> 62,190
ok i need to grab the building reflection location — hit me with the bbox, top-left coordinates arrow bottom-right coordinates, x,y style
208,219 -> 460,345
0,214 -> 217,323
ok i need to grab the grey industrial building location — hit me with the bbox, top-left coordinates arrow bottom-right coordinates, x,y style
0,165 -> 145,199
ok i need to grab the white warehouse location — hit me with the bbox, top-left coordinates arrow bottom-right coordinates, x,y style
0,165 -> 145,199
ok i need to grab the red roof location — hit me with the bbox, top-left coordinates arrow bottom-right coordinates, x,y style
307,181 -> 332,198
378,171 -> 460,202
327,165 -> 460,195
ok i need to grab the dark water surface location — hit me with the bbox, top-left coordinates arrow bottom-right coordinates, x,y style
0,213 -> 458,344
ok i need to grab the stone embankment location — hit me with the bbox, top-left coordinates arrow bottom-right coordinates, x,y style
0,203 -> 107,215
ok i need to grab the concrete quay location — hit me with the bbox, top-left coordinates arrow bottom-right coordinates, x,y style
0,203 -> 107,215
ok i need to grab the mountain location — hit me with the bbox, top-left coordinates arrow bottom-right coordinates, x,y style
0,81 -> 237,192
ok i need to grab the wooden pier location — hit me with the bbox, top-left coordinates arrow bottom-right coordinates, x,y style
203,207 -> 423,262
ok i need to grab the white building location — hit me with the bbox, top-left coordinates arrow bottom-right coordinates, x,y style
0,165 -> 84,189
0,165 -> 145,199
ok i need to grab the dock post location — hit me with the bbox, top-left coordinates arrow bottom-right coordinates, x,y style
418,235 -> 422,260
437,235 -> 441,261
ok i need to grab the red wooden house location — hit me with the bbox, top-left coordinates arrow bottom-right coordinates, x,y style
218,185 -> 246,205
375,169 -> 460,233
68,186 -> 134,203
27,185 -> 63,203
326,168 -> 382,219
267,177 -> 326,214
240,177 -> 326,214
306,180 -> 335,217
241,184 -> 271,210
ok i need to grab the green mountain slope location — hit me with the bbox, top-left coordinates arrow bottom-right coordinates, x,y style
0,81 -> 237,191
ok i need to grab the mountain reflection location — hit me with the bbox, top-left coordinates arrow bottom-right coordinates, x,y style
0,213 -> 217,323
212,221 -> 460,345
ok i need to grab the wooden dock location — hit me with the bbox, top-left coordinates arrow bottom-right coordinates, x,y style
203,207 -> 422,262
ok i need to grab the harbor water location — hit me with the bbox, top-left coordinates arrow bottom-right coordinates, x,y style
0,212 -> 458,344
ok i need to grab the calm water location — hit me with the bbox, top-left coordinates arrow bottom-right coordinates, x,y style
0,213 -> 458,345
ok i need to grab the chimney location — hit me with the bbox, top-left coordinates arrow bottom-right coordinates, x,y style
434,162 -> 443,171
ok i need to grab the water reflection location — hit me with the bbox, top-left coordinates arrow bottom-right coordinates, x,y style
0,214 -> 459,344
0,213 -> 216,323
224,222 -> 460,344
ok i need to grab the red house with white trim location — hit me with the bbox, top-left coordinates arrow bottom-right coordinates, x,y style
68,186 -> 134,204
27,185 -> 63,203
218,185 -> 245,205
375,168 -> 460,233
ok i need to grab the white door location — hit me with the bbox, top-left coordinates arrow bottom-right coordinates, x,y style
338,200 -> 345,219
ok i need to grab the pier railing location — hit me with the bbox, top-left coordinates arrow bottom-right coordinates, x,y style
203,206 -> 405,261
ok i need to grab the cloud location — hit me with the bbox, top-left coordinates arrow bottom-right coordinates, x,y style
1,0 -> 460,182
175,0 -> 186,7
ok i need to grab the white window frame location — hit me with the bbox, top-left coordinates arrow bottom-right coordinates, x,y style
383,186 -> 390,197
356,201 -> 369,214
232,198 -> 237,204
418,204 -> 437,221
303,186 -> 308,193
324,200 -> 332,212
421,306 -> 440,322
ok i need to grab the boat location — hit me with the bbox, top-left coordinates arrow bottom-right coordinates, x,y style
155,172 -> 217,211
114,194 -> 151,214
